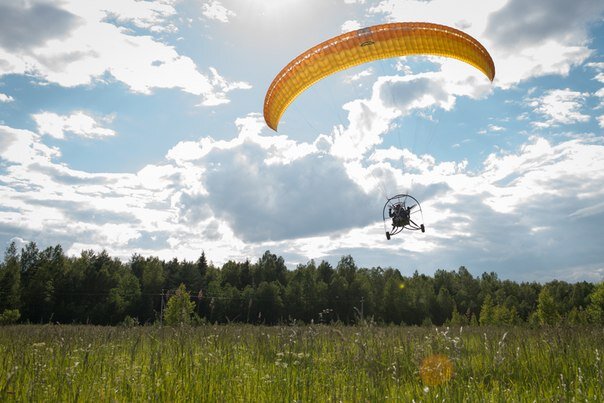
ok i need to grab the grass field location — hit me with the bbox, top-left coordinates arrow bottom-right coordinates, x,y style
0,324 -> 602,401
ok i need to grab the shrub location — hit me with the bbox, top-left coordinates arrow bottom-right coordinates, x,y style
0,308 -> 21,325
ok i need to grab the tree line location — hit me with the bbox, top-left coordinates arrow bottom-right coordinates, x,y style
0,241 -> 603,326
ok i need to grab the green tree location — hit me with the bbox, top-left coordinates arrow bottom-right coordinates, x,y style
284,264 -> 309,321
163,283 -> 195,325
78,249 -> 128,324
134,256 -> 165,322
0,242 -> 21,312
255,251 -> 287,286
108,271 -> 141,323
480,294 -> 494,325
516,282 -> 541,321
221,283 -> 242,323
587,282 -> 604,324
456,267 -> 481,317
317,260 -> 333,284
449,306 -> 468,326
336,255 -> 357,284
221,260 -> 242,289
21,245 -> 64,323
381,272 -> 406,324
328,274 -> 349,322
406,272 -> 436,325
197,250 -> 209,280
537,286 -> 560,326
567,306 -> 589,325
435,287 -> 455,325
255,281 -> 284,324
492,304 -> 518,325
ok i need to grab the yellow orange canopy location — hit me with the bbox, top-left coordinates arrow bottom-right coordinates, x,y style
263,22 -> 495,131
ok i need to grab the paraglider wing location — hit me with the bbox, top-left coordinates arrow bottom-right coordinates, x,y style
263,22 -> 495,131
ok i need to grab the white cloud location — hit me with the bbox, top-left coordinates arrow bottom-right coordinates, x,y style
341,19 -> 362,33
166,139 -> 209,163
291,135 -> 604,281
569,201 -> 604,219
0,93 -> 14,102
32,111 -> 117,139
588,62 -> 604,83
0,1 -> 249,105
588,63 -> 604,110
479,124 -> 506,134
201,67 -> 252,106
99,0 -> 179,32
329,69 -> 488,160
488,124 -> 505,132
2,115 -> 604,280
528,88 -> 590,128
0,1 -> 81,51
368,0 -> 604,88
344,68 -> 374,83
394,61 -> 413,75
0,125 -> 60,165
202,0 -> 236,23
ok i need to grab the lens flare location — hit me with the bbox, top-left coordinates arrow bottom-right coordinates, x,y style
419,354 -> 454,386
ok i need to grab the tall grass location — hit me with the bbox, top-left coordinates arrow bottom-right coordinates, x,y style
0,325 -> 602,401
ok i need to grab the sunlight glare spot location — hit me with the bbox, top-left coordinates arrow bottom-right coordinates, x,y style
420,354 -> 454,386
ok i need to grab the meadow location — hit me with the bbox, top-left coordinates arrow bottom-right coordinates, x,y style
0,324 -> 602,402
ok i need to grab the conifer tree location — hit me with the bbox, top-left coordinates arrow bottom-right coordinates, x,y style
164,283 -> 195,326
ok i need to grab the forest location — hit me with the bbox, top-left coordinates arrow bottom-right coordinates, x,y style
0,241 -> 603,326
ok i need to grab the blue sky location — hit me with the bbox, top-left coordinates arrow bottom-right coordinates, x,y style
0,0 -> 603,282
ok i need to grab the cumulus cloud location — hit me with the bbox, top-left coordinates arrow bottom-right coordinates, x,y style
202,0 -> 236,23
0,0 -> 249,105
201,67 -> 252,106
200,142 -> 378,242
362,136 -> 604,281
368,0 -> 604,87
165,114 -> 377,242
0,123 -> 185,260
0,124 -> 60,165
0,1 -> 81,51
32,111 -> 117,139
0,93 -> 13,103
0,115 -> 376,261
301,136 -> 604,281
486,0 -> 603,52
2,112 -> 604,281
588,63 -> 604,111
329,70 -> 489,160
341,19 -> 362,33
479,124 -> 506,135
527,88 -> 591,128
344,68 -> 374,83
1,0 -> 603,283
100,0 -> 180,32
588,62 -> 604,84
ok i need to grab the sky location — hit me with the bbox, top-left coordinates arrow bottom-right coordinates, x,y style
0,0 -> 603,282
